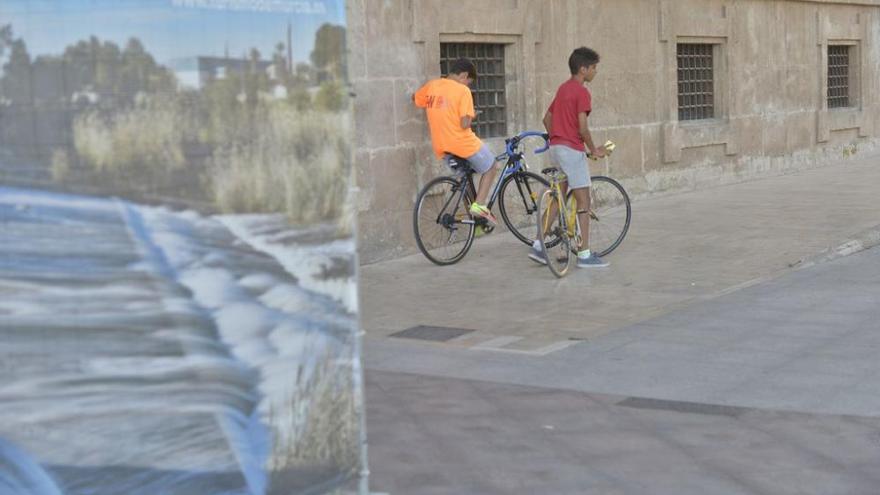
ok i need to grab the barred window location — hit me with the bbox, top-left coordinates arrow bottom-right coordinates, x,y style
827,45 -> 851,109
440,43 -> 507,138
677,44 -> 715,121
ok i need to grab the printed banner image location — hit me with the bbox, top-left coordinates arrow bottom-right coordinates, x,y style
0,1 -> 364,494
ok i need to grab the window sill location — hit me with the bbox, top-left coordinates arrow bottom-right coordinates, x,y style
828,106 -> 863,132
678,118 -> 727,129
818,106 -> 869,141
662,117 -> 735,162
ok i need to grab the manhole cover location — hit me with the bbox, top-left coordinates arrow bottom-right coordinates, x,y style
389,325 -> 474,342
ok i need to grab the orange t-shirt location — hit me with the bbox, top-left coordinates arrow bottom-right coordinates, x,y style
414,78 -> 482,159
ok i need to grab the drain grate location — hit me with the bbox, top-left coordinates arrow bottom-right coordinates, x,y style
616,397 -> 748,418
389,325 -> 474,342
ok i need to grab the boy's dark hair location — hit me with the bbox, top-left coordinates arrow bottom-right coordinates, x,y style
448,58 -> 477,80
568,47 -> 600,75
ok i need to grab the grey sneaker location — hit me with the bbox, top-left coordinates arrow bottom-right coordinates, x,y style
577,253 -> 609,268
528,246 -> 548,265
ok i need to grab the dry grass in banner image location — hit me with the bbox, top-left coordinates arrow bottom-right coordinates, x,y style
71,96 -> 193,192
265,347 -> 360,484
210,103 -> 352,228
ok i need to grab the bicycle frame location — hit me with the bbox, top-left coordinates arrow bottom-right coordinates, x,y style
474,131 -> 550,211
427,131 -> 550,233
541,174 -> 578,242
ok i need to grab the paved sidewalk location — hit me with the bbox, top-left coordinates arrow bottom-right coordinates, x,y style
360,151 -> 880,351
366,247 -> 880,416
364,221 -> 880,495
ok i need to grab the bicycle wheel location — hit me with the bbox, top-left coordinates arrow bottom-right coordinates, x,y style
413,176 -> 476,265
537,189 -> 572,278
498,171 -> 550,245
584,176 -> 631,257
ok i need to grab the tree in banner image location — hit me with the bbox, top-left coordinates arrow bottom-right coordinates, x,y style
310,23 -> 346,81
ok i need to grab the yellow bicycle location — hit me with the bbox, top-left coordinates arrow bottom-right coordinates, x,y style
536,141 -> 630,277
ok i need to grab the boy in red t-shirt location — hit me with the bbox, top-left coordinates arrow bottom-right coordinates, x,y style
529,47 -> 609,268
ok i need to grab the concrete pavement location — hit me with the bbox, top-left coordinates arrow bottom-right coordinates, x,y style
366,246 -> 880,416
364,230 -> 880,495
360,150 -> 880,353
360,151 -> 880,494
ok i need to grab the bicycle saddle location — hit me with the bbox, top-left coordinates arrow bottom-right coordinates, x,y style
541,166 -> 560,175
446,154 -> 472,171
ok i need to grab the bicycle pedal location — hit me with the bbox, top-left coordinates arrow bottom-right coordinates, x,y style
474,217 -> 494,231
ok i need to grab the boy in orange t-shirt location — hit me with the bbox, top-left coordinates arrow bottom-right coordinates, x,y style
414,58 -> 498,225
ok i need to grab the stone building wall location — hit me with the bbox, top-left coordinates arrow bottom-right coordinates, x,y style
348,0 -> 880,263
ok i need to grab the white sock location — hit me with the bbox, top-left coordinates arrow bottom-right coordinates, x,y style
578,249 -> 591,259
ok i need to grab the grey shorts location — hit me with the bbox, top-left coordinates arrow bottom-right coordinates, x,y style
550,145 -> 591,189
444,144 -> 495,174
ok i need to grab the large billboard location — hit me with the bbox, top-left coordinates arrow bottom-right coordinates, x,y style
0,1 -> 364,493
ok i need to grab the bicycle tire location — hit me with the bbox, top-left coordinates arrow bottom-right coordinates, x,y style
498,171 -> 550,245
413,176 -> 476,265
566,176 -> 631,258
537,189 -> 571,278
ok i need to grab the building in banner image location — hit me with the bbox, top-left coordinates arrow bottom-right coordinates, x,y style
168,55 -> 273,89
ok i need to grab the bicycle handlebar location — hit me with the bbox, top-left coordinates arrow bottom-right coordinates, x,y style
504,131 -> 550,158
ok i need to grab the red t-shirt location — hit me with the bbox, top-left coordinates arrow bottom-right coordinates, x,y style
548,79 -> 592,152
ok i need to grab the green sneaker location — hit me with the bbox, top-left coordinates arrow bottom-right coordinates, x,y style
469,202 -> 497,226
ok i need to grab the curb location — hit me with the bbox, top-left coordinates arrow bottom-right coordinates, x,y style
789,224 -> 880,270
672,223 -> 880,317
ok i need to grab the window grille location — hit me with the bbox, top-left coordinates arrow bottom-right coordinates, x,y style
677,44 -> 715,121
827,45 -> 850,109
440,43 -> 507,138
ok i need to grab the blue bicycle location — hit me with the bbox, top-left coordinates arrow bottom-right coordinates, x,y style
413,131 -> 551,265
